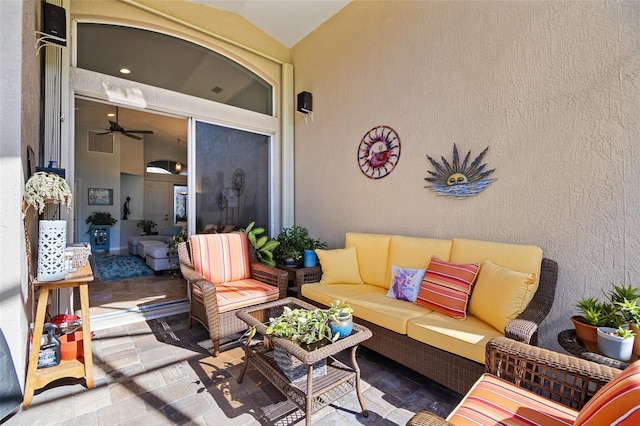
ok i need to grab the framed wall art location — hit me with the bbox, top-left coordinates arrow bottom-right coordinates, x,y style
88,188 -> 113,205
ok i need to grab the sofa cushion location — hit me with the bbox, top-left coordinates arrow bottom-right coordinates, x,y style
415,257 -> 479,319
301,283 -> 382,307
408,311 -> 502,363
469,259 -> 537,333
345,233 -> 391,288
447,373 -> 579,425
191,278 -> 279,314
348,292 -> 434,334
316,247 -> 363,285
574,359 -> 640,426
450,238 -> 543,287
386,265 -> 425,302
386,235 -> 452,285
188,233 -> 251,284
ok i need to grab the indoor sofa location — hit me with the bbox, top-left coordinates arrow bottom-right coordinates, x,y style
127,225 -> 183,256
297,232 -> 558,395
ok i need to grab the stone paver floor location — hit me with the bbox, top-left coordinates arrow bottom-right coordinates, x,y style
6,313 -> 461,425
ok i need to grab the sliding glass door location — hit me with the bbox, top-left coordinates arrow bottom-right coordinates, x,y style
192,120 -> 271,235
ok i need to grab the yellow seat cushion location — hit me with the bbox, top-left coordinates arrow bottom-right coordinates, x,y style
407,311 -> 503,363
315,247 -> 363,285
345,233 -> 390,288
300,283 -> 381,307
468,259 -> 538,333
450,238 -> 543,287
447,374 -> 579,425
386,235 -> 452,286
347,292 -> 433,334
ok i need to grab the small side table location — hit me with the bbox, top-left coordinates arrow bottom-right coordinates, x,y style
276,265 -> 321,297
89,225 -> 110,253
557,329 -> 631,370
23,263 -> 95,407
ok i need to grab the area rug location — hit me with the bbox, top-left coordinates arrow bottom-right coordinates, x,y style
93,254 -> 155,281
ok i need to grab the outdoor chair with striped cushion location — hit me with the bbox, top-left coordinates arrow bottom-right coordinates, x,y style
407,336 -> 639,426
177,233 -> 288,356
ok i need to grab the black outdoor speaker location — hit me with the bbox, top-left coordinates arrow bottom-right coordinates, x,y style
42,2 -> 67,46
297,92 -> 312,113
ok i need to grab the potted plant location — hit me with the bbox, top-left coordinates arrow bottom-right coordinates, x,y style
167,229 -> 188,279
596,326 -> 636,361
328,299 -> 354,339
616,295 -> 640,356
274,225 -> 327,267
136,219 -> 157,235
85,211 -> 117,229
240,222 -> 279,267
23,171 -> 73,215
23,171 -> 73,281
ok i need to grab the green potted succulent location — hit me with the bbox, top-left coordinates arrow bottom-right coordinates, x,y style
572,284 -> 640,347
274,225 -> 327,267
596,326 -> 636,361
240,222 -> 280,267
137,219 -> 157,235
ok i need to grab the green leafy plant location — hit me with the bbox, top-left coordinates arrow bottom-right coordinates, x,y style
167,229 -> 188,279
23,171 -> 73,215
328,299 -> 353,322
137,219 -> 157,235
274,225 -> 327,266
575,284 -> 640,327
85,211 -> 117,228
614,327 -> 636,339
241,222 -> 279,267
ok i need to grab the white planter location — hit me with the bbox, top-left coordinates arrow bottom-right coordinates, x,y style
597,327 -> 635,361
37,220 -> 67,282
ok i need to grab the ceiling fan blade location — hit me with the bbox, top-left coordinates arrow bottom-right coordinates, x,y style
123,130 -> 154,134
94,131 -> 113,136
122,132 -> 143,140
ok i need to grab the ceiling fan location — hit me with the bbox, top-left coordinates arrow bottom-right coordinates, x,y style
96,106 -> 154,140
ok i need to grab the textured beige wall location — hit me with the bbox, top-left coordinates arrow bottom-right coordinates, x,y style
291,1 -> 640,350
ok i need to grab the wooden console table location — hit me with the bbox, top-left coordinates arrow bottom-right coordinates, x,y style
23,263 -> 95,407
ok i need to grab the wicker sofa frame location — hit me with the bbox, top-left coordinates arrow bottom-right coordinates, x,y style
297,257 -> 558,395
177,241 -> 288,356
407,336 -> 620,425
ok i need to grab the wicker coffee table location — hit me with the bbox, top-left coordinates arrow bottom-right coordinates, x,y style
236,297 -> 372,425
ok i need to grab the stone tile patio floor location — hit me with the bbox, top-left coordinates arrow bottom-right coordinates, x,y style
6,313 -> 462,425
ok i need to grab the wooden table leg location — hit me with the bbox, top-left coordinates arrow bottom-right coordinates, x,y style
78,283 -> 94,388
23,288 -> 51,407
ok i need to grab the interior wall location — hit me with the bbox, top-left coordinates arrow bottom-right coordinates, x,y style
291,1 -> 640,351
0,0 -> 40,391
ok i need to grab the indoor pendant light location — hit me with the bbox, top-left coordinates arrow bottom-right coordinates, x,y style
175,138 -> 182,173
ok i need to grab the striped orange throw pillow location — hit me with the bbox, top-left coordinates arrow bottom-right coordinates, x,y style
188,233 -> 251,284
415,257 -> 479,319
574,359 -> 640,425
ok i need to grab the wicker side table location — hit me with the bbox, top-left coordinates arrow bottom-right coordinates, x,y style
557,329 -> 632,370
237,297 -> 372,425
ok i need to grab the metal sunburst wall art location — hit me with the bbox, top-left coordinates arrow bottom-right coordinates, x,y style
357,125 -> 401,179
424,144 -> 496,198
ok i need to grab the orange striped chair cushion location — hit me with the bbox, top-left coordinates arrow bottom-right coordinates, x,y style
574,359 -> 640,426
191,278 -> 279,313
415,257 -> 479,319
447,373 -> 578,425
188,233 -> 251,284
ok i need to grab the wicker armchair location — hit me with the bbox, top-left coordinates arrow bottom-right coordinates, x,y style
177,234 -> 288,356
407,336 -> 626,425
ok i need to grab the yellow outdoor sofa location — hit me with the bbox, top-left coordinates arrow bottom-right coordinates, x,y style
297,232 -> 558,395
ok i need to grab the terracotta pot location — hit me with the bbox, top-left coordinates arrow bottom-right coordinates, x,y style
58,331 -> 83,361
572,315 -> 598,347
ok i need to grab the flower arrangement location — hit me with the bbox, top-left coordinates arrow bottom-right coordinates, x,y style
23,171 -> 72,214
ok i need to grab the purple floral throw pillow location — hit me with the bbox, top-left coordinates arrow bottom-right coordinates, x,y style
386,265 -> 426,302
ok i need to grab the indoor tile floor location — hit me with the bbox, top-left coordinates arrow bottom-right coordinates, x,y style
7,313 -> 462,425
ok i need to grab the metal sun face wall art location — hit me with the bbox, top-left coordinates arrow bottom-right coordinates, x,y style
424,144 -> 496,198
357,125 -> 401,179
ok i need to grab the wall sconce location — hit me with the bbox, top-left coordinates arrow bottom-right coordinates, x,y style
297,91 -> 313,123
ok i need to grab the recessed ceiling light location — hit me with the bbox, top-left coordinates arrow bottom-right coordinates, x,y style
120,68 -> 131,74
107,113 -> 115,117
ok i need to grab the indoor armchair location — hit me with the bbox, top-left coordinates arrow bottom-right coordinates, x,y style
177,233 -> 288,356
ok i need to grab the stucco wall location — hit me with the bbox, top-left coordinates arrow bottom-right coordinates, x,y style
291,1 -> 640,351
